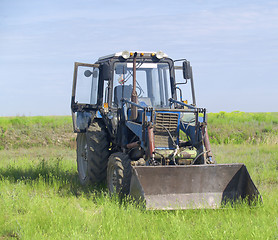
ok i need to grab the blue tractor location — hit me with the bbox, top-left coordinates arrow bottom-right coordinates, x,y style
71,51 -> 260,209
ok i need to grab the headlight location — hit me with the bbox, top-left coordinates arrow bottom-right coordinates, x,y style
121,51 -> 130,59
155,50 -> 165,59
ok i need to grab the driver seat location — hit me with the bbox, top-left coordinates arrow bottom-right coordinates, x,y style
114,84 -> 133,106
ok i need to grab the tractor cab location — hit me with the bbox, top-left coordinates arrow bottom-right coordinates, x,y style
71,51 -> 194,115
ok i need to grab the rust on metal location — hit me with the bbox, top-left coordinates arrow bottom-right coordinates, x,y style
126,141 -> 141,149
202,125 -> 213,158
129,164 -> 261,210
131,52 -> 138,120
148,125 -> 155,158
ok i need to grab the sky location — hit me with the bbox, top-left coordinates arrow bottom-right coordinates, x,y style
0,0 -> 277,116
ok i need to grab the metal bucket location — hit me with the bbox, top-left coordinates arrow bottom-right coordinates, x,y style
129,164 -> 261,210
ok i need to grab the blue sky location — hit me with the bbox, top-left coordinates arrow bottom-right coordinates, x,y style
0,0 -> 277,116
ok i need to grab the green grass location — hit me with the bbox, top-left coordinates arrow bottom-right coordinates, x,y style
1,112 -> 277,150
213,144 -> 278,187
0,116 -> 74,150
0,116 -> 72,129
208,112 -> 278,144
0,113 -> 277,239
0,145 -> 277,239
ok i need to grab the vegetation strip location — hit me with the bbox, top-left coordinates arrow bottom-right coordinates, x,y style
1,112 -> 277,150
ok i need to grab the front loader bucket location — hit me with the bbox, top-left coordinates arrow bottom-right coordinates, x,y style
129,164 -> 261,210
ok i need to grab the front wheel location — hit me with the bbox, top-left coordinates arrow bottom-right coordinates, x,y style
107,152 -> 132,196
76,133 -> 89,184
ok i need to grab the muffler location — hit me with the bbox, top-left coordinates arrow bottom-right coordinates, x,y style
129,164 -> 261,210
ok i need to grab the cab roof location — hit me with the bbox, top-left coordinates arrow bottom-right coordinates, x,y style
98,51 -> 168,61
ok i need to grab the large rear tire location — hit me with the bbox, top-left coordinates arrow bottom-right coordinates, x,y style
107,152 -> 132,196
76,120 -> 110,185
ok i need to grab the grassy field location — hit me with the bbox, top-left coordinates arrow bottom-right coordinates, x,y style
0,116 -> 74,150
0,113 -> 277,239
0,112 -> 277,150
208,111 -> 278,144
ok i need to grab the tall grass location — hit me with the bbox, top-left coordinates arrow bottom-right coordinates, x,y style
0,146 -> 277,239
0,113 -> 277,239
0,112 -> 277,150
0,116 -> 74,150
208,112 -> 278,144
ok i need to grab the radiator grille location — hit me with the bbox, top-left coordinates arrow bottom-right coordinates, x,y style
154,112 -> 179,148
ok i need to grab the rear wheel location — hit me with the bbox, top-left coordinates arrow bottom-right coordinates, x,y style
107,152 -> 132,196
76,120 -> 110,185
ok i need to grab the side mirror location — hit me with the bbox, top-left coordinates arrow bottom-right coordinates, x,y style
183,60 -> 192,79
84,70 -> 92,77
84,69 -> 98,78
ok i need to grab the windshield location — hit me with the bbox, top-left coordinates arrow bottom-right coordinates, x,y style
112,62 -> 171,108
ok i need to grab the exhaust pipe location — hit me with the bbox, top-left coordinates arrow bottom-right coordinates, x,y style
131,52 -> 138,120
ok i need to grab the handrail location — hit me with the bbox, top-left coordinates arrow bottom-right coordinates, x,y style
169,98 -> 196,110
121,99 -> 145,110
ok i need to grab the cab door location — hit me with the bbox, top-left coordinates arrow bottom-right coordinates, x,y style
71,62 -> 100,132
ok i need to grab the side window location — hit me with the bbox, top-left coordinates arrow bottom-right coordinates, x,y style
174,68 -> 193,104
90,68 -> 99,104
112,64 -> 133,107
103,80 -> 109,104
75,65 -> 99,105
149,64 -> 171,108
71,62 -> 100,132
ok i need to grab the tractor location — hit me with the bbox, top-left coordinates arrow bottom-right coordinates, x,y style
71,51 -> 260,209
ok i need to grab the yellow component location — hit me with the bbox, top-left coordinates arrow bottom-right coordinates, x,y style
103,102 -> 108,108
130,52 -> 134,56
151,53 -> 155,57
183,100 -> 188,104
140,53 -> 144,56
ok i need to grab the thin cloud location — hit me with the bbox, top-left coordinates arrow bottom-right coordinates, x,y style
0,0 -> 277,115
